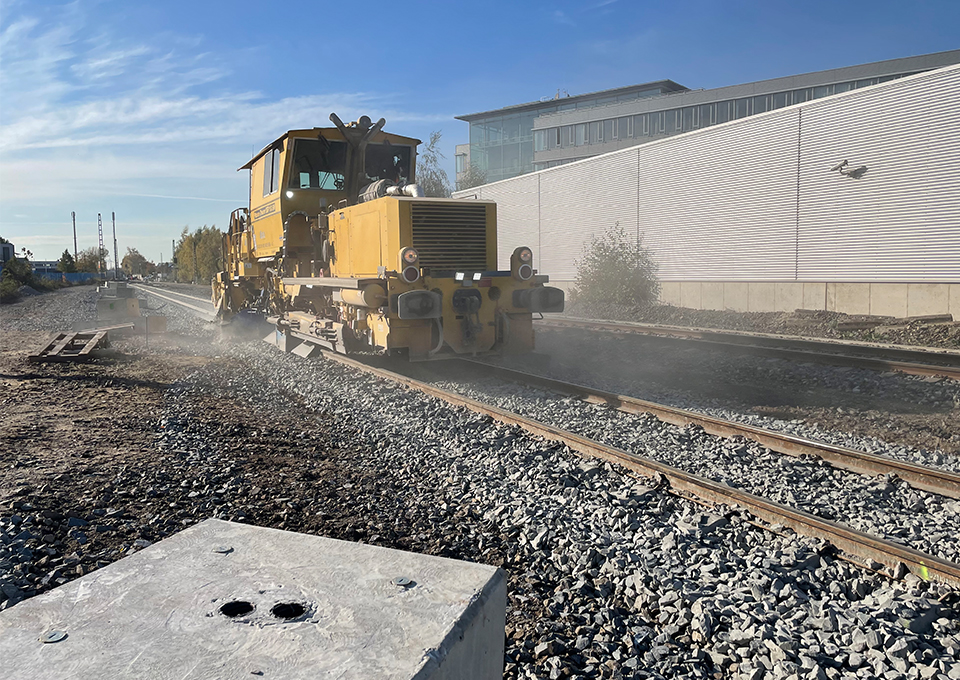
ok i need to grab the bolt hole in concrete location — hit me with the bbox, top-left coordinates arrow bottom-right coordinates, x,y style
220,601 -> 255,618
271,602 -> 306,619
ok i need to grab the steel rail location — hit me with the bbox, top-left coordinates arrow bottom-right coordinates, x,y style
459,361 -> 960,500
135,284 -> 214,306
537,317 -> 960,380
130,284 -> 216,318
320,353 -> 960,587
146,288 -> 960,585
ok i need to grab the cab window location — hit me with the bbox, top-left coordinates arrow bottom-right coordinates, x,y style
288,137 -> 414,191
262,147 -> 281,197
289,139 -> 347,190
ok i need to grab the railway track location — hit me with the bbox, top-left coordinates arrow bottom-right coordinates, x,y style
130,284 -> 216,318
138,286 -> 960,586
538,317 -> 960,381
321,353 -> 960,586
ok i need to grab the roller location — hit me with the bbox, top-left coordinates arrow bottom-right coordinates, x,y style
340,284 -> 387,308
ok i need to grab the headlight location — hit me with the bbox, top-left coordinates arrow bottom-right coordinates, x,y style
512,246 -> 534,281
399,247 -> 420,283
285,190 -> 295,198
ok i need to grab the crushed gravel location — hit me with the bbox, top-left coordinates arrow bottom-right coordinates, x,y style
2,288 -> 960,679
564,301 -> 960,350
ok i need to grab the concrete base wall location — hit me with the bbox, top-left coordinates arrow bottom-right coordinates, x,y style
549,280 -> 958,317
655,281 -> 959,317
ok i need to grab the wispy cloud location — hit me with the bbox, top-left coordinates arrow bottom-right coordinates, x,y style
0,4 -> 448,257
0,14 -> 446,154
551,0 -> 620,27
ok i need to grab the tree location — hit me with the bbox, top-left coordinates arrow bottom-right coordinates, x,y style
573,222 -> 660,308
57,250 -> 77,273
174,226 -> 222,283
455,162 -> 487,192
76,246 -> 109,274
121,247 -> 150,277
417,130 -> 451,198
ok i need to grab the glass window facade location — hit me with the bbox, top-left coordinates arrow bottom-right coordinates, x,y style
469,72 -> 917,182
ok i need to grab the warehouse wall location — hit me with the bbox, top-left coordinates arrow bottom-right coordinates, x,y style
454,65 -> 960,315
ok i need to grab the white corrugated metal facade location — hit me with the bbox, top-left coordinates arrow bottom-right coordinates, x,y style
454,65 -> 960,284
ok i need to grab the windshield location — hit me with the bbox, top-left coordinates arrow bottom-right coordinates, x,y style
289,138 -> 413,190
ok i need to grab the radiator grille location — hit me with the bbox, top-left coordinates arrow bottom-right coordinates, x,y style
411,203 -> 489,271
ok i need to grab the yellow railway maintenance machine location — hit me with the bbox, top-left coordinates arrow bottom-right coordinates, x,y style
214,114 -> 564,360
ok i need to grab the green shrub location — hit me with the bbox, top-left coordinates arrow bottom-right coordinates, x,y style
0,255 -> 34,287
573,223 -> 660,307
0,277 -> 20,303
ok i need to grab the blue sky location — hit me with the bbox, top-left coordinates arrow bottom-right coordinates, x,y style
1,0 -> 958,263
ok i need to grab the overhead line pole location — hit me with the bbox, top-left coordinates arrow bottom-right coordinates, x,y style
97,214 -> 104,277
112,212 -> 118,281
71,212 -> 78,260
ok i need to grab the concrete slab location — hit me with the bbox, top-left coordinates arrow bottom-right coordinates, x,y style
700,282 -> 724,311
679,281 -> 702,309
908,283 -> 951,317
868,283 -> 908,318
831,283 -> 870,315
774,283 -> 804,313
0,519 -> 506,680
722,282 -> 749,312
659,281 -> 681,306
748,283 -> 777,313
802,283 -> 827,311
950,284 -> 960,319
96,298 -> 140,318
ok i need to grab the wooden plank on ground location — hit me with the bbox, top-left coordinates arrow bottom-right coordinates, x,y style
76,331 -> 107,356
49,332 -> 78,356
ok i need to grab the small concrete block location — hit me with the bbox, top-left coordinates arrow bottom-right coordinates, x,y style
96,297 -> 140,318
0,519 -> 506,680
128,316 -> 168,334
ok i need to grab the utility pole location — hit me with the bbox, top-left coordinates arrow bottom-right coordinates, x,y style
193,238 -> 198,284
112,212 -> 119,280
71,212 -> 78,260
97,213 -> 104,277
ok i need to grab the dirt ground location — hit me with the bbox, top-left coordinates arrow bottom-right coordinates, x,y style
0,294 -> 506,608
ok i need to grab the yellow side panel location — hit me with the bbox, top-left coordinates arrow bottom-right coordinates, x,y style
350,209 -> 382,275
382,200 -> 403,270
250,155 -> 284,258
